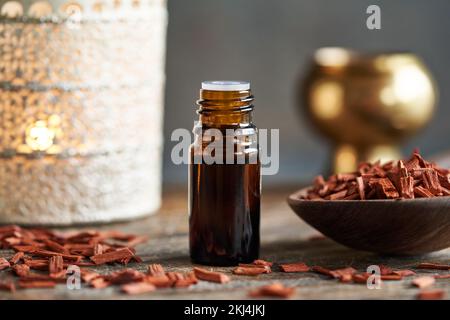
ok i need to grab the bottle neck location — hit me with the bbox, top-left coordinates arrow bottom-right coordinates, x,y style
196,89 -> 254,127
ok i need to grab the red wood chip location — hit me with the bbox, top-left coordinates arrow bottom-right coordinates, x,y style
239,263 -> 271,272
173,272 -> 198,288
0,257 -> 10,270
417,262 -> 450,270
311,266 -> 334,277
356,176 -> 365,200
145,275 -> 172,288
90,277 -> 110,289
392,270 -> 416,277
121,282 -> 155,295
193,267 -> 230,284
147,263 -> 165,276
20,273 -> 67,283
233,266 -> 270,276
9,252 -> 24,265
416,289 -> 446,300
24,259 -> 49,270
380,274 -> 402,281
249,282 -> 295,299
12,264 -> 30,277
90,248 -> 135,265
330,267 -> 357,280
252,259 -> 273,267
106,269 -> 145,285
280,262 -> 310,273
414,186 -> 434,198
434,274 -> 450,279
166,271 -> 185,285
43,239 -> 68,254
80,269 -> 100,283
412,276 -> 435,289
379,265 -> 393,275
49,255 -> 64,275
352,273 -> 370,284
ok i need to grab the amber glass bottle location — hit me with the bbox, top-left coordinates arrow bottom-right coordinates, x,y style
189,81 -> 260,266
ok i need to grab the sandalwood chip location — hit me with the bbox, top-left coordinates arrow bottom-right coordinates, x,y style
32,249 -> 82,262
145,275 -> 172,288
12,264 -> 30,277
121,282 -> 155,295
9,252 -> 24,265
193,267 -> 230,284
173,272 -> 198,288
434,274 -> 450,279
329,267 -> 357,280
311,266 -> 333,277
24,259 -> 49,270
49,256 -> 64,275
417,262 -> 450,270
249,282 -> 295,299
107,269 -> 145,284
379,265 -> 393,275
392,270 -> 416,277
90,248 -> 135,265
339,273 -> 353,283
147,263 -> 165,276
416,289 -> 446,300
252,259 -> 273,267
380,274 -> 403,281
352,273 -> 371,284
412,276 -> 435,289
166,272 -> 185,283
80,269 -> 100,283
239,263 -> 271,272
18,280 -> 56,289
0,257 -> 10,270
43,239 -> 68,254
90,277 -> 110,289
233,266 -> 269,276
280,262 -> 310,273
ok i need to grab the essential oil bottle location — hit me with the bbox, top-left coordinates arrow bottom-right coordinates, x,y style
189,81 -> 261,266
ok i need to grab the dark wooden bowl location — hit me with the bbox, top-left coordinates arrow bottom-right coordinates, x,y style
287,188 -> 450,255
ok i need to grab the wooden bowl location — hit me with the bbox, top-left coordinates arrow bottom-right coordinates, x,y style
287,188 -> 450,255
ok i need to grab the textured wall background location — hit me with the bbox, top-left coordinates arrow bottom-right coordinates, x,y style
163,0 -> 450,187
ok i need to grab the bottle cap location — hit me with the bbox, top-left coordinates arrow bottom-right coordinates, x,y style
201,81 -> 250,91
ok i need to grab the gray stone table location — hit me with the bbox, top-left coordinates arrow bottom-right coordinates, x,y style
1,187 -> 449,299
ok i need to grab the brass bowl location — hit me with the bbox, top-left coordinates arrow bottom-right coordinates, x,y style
302,48 -> 438,173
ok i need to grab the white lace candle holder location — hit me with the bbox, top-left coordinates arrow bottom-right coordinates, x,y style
0,0 -> 167,225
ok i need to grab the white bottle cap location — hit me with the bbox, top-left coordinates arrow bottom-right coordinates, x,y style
201,81 -> 250,91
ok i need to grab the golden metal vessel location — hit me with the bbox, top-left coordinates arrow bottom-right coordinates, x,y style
302,47 -> 437,173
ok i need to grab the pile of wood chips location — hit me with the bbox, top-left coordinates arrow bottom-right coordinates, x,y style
303,151 -> 450,200
0,225 -> 150,292
1,225 -> 449,299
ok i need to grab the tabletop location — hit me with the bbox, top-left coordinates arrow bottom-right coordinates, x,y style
1,187 -> 449,300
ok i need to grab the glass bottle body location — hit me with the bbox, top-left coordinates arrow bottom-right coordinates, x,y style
189,85 -> 260,266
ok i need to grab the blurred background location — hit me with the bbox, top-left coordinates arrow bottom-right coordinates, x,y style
163,0 -> 450,188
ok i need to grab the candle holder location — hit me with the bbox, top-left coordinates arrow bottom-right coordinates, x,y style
302,48 -> 437,173
0,0 -> 167,225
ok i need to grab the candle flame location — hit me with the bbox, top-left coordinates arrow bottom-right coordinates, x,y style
26,120 -> 56,151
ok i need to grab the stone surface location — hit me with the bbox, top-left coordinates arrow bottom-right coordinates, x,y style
0,187 -> 449,299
